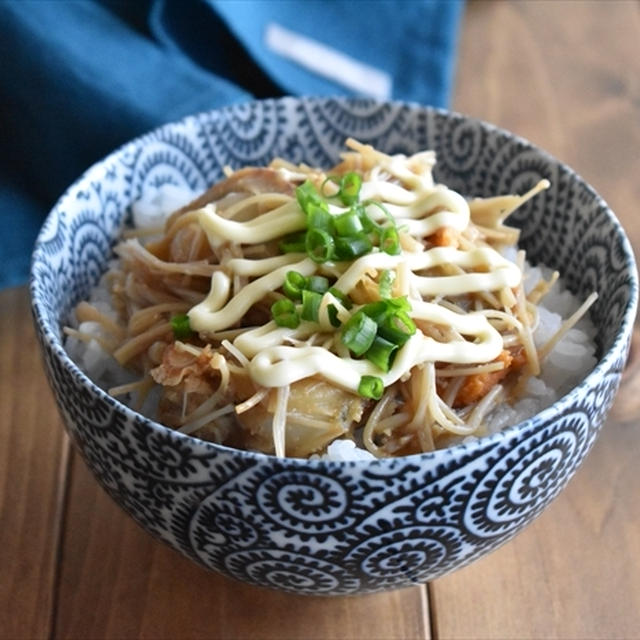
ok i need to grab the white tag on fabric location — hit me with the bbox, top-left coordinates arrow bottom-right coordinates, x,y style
264,22 -> 392,100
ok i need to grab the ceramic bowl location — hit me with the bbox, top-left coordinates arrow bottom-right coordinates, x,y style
31,97 -> 637,595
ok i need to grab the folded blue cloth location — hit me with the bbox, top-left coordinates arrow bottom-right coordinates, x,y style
0,0 -> 464,289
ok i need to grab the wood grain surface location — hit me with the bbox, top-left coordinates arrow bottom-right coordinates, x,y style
2,2 -> 639,639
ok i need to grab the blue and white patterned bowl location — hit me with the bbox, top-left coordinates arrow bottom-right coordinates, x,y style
31,97 -> 637,594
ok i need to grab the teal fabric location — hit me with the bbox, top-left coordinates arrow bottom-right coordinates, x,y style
0,0 -> 464,289
208,0 -> 463,105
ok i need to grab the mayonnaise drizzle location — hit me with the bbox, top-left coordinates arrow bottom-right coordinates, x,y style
248,313 -> 503,392
234,297 -> 504,394
197,200 -> 304,247
332,247 -> 520,297
188,258 -> 316,332
185,146 -> 542,395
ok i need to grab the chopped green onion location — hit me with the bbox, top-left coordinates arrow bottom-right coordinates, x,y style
354,203 -> 377,233
339,172 -> 362,206
271,298 -> 300,329
283,270 -> 307,301
301,289 -> 323,322
365,335 -> 398,372
279,232 -> 307,254
378,269 -> 395,299
327,304 -> 341,328
296,180 -> 322,212
334,210 -> 364,237
341,311 -> 377,356
305,228 -> 334,263
334,234 -> 373,260
380,226 -> 401,255
171,313 -> 193,340
387,296 -> 411,313
361,300 -> 391,324
357,296 -> 415,350
361,297 -> 411,322
358,375 -> 384,400
306,275 -> 329,294
291,176 -> 401,266
378,310 -> 416,346
274,313 -> 301,329
306,202 -> 332,232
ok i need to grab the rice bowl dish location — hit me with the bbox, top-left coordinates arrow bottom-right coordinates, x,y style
63,139 -> 598,460
30,97 -> 637,594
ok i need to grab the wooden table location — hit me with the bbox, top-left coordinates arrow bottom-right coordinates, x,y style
2,2 -> 639,638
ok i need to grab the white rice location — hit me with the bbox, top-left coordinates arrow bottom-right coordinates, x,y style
65,185 -> 598,461
484,279 -> 597,436
311,439 -> 377,462
131,183 -> 198,230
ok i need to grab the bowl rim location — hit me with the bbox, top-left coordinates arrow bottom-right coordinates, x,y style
29,95 -> 640,467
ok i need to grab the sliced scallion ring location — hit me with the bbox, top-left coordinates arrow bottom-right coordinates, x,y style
305,228 -> 334,263
301,289 -> 323,322
365,335 -> 398,372
358,375 -> 384,400
341,311 -> 377,356
171,313 -> 193,340
283,270 -> 308,301
271,298 -> 300,328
